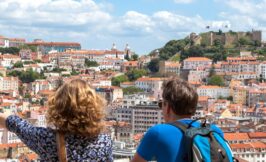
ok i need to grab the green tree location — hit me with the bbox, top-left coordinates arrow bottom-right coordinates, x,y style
126,69 -> 147,81
238,37 -> 250,46
13,61 -> 24,68
24,93 -> 31,98
52,68 -> 66,72
19,44 -> 37,52
71,70 -> 80,75
254,40 -> 261,47
159,39 -> 190,60
111,75 -> 129,86
123,86 -> 144,95
34,59 -> 42,63
125,54 -> 130,61
181,45 -> 204,61
132,54 -> 139,61
8,69 -> 46,83
23,61 -> 35,65
0,47 -> 20,55
85,59 -> 99,67
213,39 -> 222,47
208,75 -> 225,86
217,29 -> 223,35
147,58 -> 160,73
208,64 -> 216,77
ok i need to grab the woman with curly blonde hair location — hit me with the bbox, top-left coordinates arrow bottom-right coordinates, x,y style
0,79 -> 113,161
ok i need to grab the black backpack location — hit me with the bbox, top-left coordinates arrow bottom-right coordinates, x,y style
169,119 -> 238,162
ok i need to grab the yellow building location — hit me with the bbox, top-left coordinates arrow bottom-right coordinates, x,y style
229,79 -> 242,96
220,108 -> 233,118
233,86 -> 248,105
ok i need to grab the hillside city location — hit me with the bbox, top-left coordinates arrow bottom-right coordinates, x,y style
0,30 -> 265,162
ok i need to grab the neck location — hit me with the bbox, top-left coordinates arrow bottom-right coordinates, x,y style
166,114 -> 191,122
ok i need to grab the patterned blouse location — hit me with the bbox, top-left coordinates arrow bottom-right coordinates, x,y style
6,115 -> 113,162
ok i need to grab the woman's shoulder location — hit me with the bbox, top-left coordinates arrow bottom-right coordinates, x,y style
97,133 -> 112,141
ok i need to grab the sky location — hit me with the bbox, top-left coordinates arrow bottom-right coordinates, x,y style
0,0 -> 266,54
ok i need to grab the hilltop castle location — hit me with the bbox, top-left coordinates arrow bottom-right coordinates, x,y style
189,30 -> 262,47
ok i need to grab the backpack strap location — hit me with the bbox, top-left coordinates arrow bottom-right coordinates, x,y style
168,121 -> 191,161
56,132 -> 67,162
168,120 -> 188,133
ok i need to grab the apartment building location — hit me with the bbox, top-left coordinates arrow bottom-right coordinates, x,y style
135,77 -> 165,99
0,54 -> 21,68
31,80 -> 52,95
183,57 -> 212,70
159,61 -> 181,76
259,61 -> 266,79
19,49 -> 32,60
115,98 -> 163,134
27,40 -> 81,54
0,35 -> 9,48
131,101 -> 163,134
197,85 -> 230,99
8,38 -> 25,48
0,66 -> 6,77
247,89 -> 266,107
30,110 -> 46,127
0,77 -> 19,91
122,93 -> 152,108
231,142 -> 266,162
226,56 -> 257,63
233,86 -> 248,105
121,61 -> 138,72
95,86 -> 123,103
225,132 -> 266,162
188,68 -> 209,82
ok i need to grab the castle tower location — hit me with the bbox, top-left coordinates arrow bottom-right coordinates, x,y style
124,43 -> 131,60
111,43 -> 117,51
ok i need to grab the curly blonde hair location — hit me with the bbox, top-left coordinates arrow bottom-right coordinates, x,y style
46,79 -> 106,137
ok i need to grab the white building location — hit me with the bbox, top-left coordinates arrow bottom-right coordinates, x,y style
231,142 -> 266,162
122,93 -> 152,108
31,110 -> 47,127
0,77 -> 19,91
135,77 -> 165,99
188,69 -> 209,82
183,57 -> 212,70
259,62 -> 266,79
31,79 -> 52,95
0,35 -> 9,48
115,100 -> 163,134
0,54 -> 21,68
197,85 -> 230,99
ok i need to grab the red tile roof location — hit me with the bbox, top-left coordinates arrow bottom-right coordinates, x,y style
248,132 -> 266,138
184,57 -> 212,61
224,133 -> 250,141
27,42 -> 80,46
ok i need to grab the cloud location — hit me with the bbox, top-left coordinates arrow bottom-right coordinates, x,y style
3,0 -> 261,54
216,0 -> 266,31
106,11 -> 155,37
174,0 -> 194,4
0,0 -> 111,30
152,11 -> 205,32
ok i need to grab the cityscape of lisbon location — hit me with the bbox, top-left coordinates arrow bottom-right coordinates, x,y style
0,30 -> 265,162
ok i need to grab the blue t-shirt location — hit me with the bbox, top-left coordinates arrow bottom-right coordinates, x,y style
137,119 -> 224,162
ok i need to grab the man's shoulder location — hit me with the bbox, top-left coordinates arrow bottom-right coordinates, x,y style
146,123 -> 183,136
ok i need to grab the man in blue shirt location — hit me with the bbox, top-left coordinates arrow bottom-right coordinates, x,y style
131,77 -> 223,162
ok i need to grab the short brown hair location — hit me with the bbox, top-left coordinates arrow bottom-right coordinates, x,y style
46,79 -> 106,137
162,77 -> 198,116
